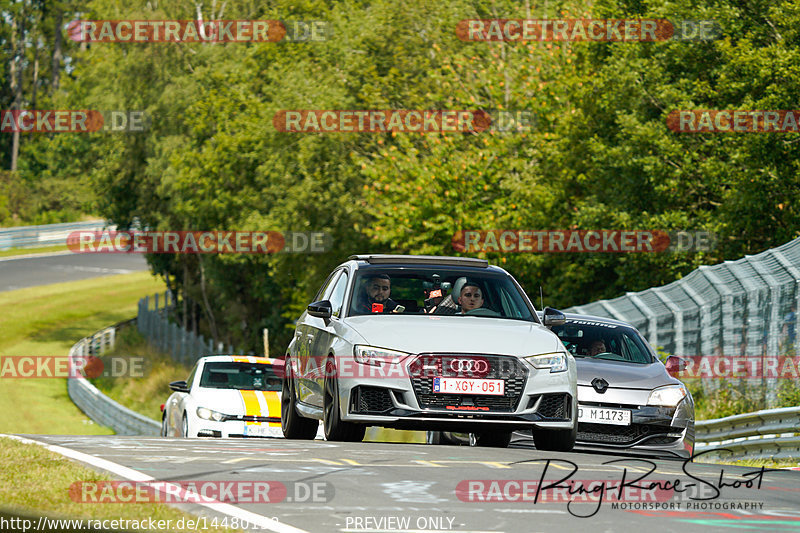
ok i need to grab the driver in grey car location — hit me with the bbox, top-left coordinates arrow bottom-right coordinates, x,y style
588,339 -> 607,357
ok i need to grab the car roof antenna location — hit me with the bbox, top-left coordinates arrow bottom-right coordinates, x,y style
539,286 -> 544,311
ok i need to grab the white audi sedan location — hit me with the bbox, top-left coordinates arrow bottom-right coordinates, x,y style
281,254 -> 578,449
162,355 -> 284,438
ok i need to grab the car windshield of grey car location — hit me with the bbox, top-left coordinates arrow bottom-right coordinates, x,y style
551,321 -> 655,364
348,268 -> 535,321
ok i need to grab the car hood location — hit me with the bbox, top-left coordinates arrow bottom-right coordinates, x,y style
345,315 -> 561,356
196,388 -> 281,418
577,358 -> 672,389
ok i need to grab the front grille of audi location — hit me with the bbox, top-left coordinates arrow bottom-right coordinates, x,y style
408,354 -> 528,413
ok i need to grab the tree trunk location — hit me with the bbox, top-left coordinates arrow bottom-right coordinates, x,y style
199,260 -> 219,340
31,48 -> 39,112
182,262 -> 188,329
10,16 -> 22,171
51,9 -> 63,90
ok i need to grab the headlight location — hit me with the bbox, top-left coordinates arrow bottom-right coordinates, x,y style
353,345 -> 409,367
525,353 -> 568,373
196,407 -> 226,421
647,385 -> 687,407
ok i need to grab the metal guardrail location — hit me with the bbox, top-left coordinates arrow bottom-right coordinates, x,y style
0,220 -> 111,250
67,324 -> 161,436
695,407 -> 800,460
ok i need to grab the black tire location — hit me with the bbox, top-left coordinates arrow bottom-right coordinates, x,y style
428,431 -> 470,445
471,431 -> 512,448
427,431 -> 442,444
161,414 -> 168,437
323,357 -> 366,442
281,357 -> 319,440
181,413 -> 189,438
532,424 -> 577,452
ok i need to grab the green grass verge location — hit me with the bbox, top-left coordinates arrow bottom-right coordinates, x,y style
0,436 -> 239,532
0,244 -> 71,258
0,271 -> 166,434
694,455 -> 800,469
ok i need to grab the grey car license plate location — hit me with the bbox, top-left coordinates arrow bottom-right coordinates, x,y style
578,406 -> 631,426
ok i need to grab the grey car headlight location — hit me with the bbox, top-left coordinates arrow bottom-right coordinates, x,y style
354,345 -> 409,367
647,384 -> 688,407
525,353 -> 568,373
196,407 -> 226,421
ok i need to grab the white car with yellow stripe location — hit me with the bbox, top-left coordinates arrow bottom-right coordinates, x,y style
161,355 -> 284,438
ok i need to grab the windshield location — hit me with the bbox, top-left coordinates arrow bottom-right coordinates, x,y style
199,362 -> 282,390
551,320 -> 654,364
348,267 -> 535,321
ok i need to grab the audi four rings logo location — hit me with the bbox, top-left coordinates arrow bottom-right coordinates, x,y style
448,358 -> 490,373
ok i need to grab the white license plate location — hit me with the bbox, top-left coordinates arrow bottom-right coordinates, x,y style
244,424 -> 279,437
578,406 -> 631,426
433,377 -> 504,396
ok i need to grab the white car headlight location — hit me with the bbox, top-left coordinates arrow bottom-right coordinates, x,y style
196,407 -> 226,421
353,345 -> 409,367
525,353 -> 568,373
647,385 -> 688,407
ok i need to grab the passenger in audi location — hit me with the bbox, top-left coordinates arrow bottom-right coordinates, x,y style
354,273 -> 399,314
429,277 -> 486,315
458,281 -> 484,313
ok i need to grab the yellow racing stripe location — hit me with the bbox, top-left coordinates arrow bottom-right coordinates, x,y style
239,390 -> 262,425
258,391 -> 282,427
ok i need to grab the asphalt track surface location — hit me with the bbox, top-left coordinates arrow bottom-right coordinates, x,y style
0,252 -> 149,292
7,253 -> 800,532
20,434 -> 800,533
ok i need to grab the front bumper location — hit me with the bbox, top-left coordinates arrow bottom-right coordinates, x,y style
574,388 -> 695,458
337,353 -> 577,432
193,418 -> 283,439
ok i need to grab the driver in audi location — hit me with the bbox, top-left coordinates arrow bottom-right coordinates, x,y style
355,273 -> 399,314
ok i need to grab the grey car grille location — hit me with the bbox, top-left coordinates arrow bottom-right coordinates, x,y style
408,354 -> 528,413
578,422 -> 675,445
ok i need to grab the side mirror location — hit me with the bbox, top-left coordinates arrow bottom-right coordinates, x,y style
307,300 -> 333,320
169,380 -> 189,393
665,356 -> 687,375
542,307 -> 566,327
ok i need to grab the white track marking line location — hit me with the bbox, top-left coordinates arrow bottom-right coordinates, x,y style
4,434 -> 310,533
0,250 -> 74,262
